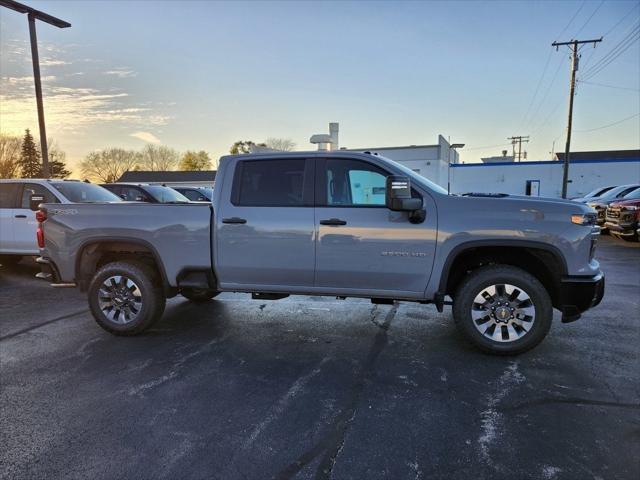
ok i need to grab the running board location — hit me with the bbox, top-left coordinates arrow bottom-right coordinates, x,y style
252,293 -> 289,300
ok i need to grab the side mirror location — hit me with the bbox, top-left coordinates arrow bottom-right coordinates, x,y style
385,175 -> 425,224
29,194 -> 45,212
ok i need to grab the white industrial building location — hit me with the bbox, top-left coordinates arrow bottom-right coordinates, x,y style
309,123 -> 640,198
450,152 -> 640,198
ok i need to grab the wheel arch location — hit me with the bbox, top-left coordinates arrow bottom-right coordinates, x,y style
438,240 -> 568,308
75,237 -> 170,293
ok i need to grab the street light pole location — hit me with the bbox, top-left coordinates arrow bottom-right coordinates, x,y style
27,12 -> 50,177
0,0 -> 71,178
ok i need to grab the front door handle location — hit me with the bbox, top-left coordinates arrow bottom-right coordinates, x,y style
14,214 -> 27,219
320,218 -> 347,226
222,217 -> 247,224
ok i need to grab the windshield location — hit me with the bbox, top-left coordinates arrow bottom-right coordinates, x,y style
599,185 -> 640,200
52,182 -> 121,203
621,187 -> 640,200
585,186 -> 614,198
144,185 -> 190,203
387,157 -> 448,195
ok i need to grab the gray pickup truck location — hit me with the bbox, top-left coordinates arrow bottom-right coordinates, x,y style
36,151 -> 604,354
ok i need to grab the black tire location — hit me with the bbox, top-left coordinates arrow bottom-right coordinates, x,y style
88,261 -> 166,336
0,255 -> 22,267
452,265 -> 553,355
181,288 -> 220,302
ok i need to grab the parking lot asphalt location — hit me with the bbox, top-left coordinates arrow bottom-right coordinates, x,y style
1,236 -> 639,480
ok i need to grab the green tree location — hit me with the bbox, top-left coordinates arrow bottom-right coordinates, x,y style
180,150 -> 212,171
18,129 -> 42,178
229,140 -> 266,155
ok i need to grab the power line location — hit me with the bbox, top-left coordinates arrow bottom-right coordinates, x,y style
574,0 -> 605,37
555,0 -> 587,40
521,0 -> 589,128
575,112 -> 640,132
580,3 -> 639,72
525,55 -> 567,128
577,79 -> 640,92
462,142 -> 512,152
580,21 -> 640,78
581,26 -> 639,80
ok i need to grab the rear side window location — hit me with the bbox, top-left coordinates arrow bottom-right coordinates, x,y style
20,183 -> 59,208
0,183 -> 19,208
232,159 -> 310,207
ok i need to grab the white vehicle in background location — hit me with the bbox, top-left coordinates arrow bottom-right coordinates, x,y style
0,179 -> 121,265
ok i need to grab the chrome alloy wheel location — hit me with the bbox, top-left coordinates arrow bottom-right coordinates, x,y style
471,283 -> 536,343
98,275 -> 143,325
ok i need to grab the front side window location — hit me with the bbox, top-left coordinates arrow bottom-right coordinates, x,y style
233,159 -> 307,206
20,183 -> 59,208
325,159 -> 387,206
118,186 -> 151,202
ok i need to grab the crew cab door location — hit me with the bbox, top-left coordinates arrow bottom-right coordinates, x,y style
0,183 -> 20,252
314,158 -> 437,298
215,158 -> 315,289
13,183 -> 60,254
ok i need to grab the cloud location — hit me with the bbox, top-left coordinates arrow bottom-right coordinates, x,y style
40,59 -> 70,66
104,69 -> 137,78
0,40 -> 169,142
130,131 -> 161,144
6,75 -> 56,85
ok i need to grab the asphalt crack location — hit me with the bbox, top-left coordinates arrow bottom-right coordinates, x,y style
275,303 -> 398,480
0,309 -> 88,341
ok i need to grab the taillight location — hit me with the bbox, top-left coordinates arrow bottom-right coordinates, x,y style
36,209 -> 47,249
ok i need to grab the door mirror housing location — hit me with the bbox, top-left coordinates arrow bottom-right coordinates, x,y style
29,194 -> 45,212
385,175 -> 425,223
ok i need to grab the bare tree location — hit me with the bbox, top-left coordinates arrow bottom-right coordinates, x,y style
139,145 -> 179,171
0,134 -> 22,179
80,148 -> 140,183
264,137 -> 296,151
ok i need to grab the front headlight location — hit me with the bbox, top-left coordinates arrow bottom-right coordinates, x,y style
623,206 -> 639,211
571,213 -> 597,225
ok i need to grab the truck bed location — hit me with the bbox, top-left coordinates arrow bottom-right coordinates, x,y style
41,202 -> 213,287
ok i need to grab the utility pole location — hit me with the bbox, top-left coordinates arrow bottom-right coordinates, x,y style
552,37 -> 602,198
507,136 -> 529,162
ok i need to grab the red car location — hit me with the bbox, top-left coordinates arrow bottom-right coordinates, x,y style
605,198 -> 640,241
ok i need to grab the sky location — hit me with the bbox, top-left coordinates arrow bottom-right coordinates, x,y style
1,0 -> 639,174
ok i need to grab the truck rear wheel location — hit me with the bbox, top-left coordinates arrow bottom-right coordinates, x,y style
452,265 -> 552,355
88,261 -> 166,336
181,288 -> 220,302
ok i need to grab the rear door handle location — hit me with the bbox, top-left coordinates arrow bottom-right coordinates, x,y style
14,215 -> 27,219
320,218 -> 347,226
222,217 -> 247,224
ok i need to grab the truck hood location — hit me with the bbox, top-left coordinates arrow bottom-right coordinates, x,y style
460,193 -> 590,211
610,198 -> 640,208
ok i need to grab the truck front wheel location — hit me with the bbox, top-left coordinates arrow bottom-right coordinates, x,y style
452,265 -> 552,355
88,261 -> 166,336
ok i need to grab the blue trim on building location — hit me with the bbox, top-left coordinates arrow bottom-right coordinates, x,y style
451,157 -> 640,168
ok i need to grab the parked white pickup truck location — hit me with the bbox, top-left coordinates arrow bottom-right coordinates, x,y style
0,179 -> 121,265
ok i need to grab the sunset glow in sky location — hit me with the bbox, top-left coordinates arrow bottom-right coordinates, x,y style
1,0 -> 639,173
